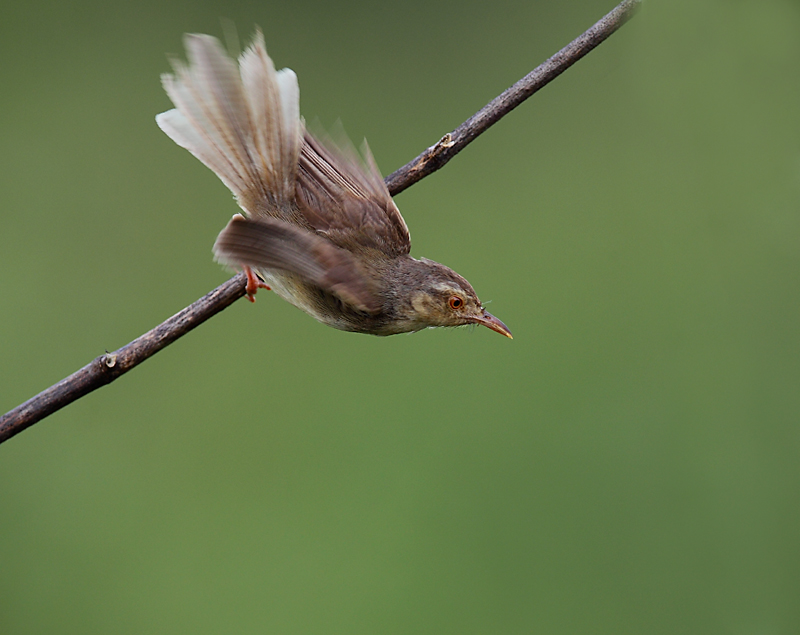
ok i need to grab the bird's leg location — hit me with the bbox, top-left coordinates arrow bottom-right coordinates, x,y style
244,266 -> 271,303
228,212 -> 271,303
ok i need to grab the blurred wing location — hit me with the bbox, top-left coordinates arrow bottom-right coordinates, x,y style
295,132 -> 411,256
214,215 -> 381,313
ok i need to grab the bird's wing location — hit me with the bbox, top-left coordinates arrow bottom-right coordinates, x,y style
295,132 -> 411,257
214,215 -> 381,313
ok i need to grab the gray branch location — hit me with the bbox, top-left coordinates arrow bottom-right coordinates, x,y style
0,0 -> 641,445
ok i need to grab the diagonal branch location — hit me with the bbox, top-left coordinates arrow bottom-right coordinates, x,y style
384,0 -> 641,194
0,0 -> 641,445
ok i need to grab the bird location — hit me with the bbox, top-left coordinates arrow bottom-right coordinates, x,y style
156,31 -> 512,339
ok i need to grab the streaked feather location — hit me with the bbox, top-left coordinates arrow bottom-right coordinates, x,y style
296,132 -> 411,256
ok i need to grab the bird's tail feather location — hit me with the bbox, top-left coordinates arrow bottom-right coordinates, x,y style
156,31 -> 303,215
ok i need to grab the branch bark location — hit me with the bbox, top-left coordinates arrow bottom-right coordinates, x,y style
0,0 -> 641,445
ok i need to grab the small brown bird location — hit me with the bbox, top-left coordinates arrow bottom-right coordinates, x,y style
157,32 -> 511,339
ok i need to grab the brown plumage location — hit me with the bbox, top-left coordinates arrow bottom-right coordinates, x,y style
157,31 -> 511,338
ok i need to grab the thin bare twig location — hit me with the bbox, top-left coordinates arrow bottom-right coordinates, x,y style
0,0 -> 641,445
385,0 -> 641,194
0,275 -> 248,443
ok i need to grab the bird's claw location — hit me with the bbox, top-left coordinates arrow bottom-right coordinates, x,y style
244,266 -> 271,302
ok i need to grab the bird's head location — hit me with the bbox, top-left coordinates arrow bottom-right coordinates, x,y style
397,258 -> 512,338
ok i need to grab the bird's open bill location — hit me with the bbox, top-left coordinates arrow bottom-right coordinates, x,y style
474,312 -> 513,339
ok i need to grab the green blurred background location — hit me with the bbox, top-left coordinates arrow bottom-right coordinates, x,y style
2,0 -> 799,632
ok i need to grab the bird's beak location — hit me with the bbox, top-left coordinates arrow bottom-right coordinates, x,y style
474,311 -> 513,339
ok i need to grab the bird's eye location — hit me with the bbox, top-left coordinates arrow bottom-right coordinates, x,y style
448,296 -> 464,310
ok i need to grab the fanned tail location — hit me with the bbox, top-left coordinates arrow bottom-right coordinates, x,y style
156,31 -> 303,215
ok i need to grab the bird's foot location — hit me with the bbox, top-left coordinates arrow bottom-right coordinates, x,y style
244,266 -> 271,303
